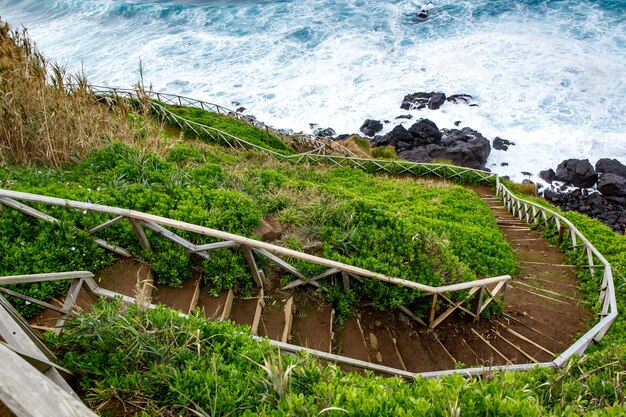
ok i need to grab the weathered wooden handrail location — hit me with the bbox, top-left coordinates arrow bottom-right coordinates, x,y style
0,188 -> 510,330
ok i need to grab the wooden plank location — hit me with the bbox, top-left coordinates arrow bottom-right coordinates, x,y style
0,298 -> 76,396
0,271 -> 93,285
93,238 -> 133,257
142,220 -> 209,259
341,271 -> 350,290
471,329 -> 513,365
253,248 -> 306,280
188,279 -> 201,313
194,240 -> 240,252
398,305 -> 426,326
129,218 -> 151,250
243,247 -> 264,287
251,289 -> 265,335
0,197 -> 58,222
494,332 -> 539,364
88,215 -> 124,234
431,287 -> 480,329
505,328 -> 555,356
0,297 -> 57,361
281,297 -> 294,343
0,342 -> 73,378
429,294 -> 438,325
220,289 -> 234,321
0,344 -> 97,417
0,287 -> 71,316
54,278 -> 85,334
282,268 -> 338,290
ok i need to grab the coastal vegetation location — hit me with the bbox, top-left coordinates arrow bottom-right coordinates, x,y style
1,19 -> 625,416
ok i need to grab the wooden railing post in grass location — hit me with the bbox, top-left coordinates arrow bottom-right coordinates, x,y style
243,246 -> 264,288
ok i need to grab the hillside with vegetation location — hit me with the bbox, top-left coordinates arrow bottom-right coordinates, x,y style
1,19 -> 625,416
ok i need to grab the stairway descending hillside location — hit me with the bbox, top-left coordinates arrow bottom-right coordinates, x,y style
26,188 -> 594,376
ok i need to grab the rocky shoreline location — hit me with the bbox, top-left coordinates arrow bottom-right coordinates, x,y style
539,158 -> 626,233
246,90 -> 626,234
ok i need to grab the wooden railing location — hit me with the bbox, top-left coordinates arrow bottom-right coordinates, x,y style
497,183 -> 618,363
0,189 -> 509,331
86,85 -> 357,157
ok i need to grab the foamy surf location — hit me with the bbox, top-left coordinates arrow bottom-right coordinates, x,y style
1,0 -> 624,181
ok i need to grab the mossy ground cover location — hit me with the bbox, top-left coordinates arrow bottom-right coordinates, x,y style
0,141 -> 515,318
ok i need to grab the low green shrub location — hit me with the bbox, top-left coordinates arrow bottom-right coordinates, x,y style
47,299 -> 626,416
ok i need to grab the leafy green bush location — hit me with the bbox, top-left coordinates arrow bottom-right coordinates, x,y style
151,247 -> 191,287
202,248 -> 251,295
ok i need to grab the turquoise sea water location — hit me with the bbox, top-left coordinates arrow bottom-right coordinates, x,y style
1,0 -> 624,179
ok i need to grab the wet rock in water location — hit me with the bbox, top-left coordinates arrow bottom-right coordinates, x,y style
539,169 -> 556,183
501,162 -> 509,166
359,119 -> 383,137
401,91 -> 474,110
398,126 -> 490,170
428,93 -> 446,110
400,92 -> 434,110
396,114 -> 413,120
447,94 -> 473,104
555,159 -> 598,188
492,137 -> 515,151
454,120 -> 462,126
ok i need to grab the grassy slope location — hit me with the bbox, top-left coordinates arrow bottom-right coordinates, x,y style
161,104 -> 295,154
0,140 -> 515,317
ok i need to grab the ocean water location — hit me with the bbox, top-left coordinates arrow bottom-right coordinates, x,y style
1,0 -> 625,180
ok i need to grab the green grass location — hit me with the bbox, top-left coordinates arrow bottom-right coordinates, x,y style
159,103 -> 295,155
0,141 -> 515,318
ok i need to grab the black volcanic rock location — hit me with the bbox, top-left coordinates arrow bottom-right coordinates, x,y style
596,158 -> 626,178
447,94 -> 473,104
555,159 -> 598,188
372,124 -> 412,148
359,119 -> 383,137
597,173 -> 626,197
313,127 -> 336,137
428,93 -> 446,110
492,137 -> 515,151
400,92 -> 433,110
539,169 -> 556,183
408,119 -> 442,145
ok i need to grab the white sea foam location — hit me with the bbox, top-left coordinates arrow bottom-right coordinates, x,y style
1,0 -> 624,181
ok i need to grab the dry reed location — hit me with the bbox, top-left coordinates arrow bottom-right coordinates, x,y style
0,20 -> 168,167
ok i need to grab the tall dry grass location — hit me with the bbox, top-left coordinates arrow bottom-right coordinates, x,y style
0,21 -> 166,167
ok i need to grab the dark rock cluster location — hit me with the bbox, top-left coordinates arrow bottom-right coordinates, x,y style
540,158 -> 626,233
400,92 -> 474,111
370,119 -> 491,170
